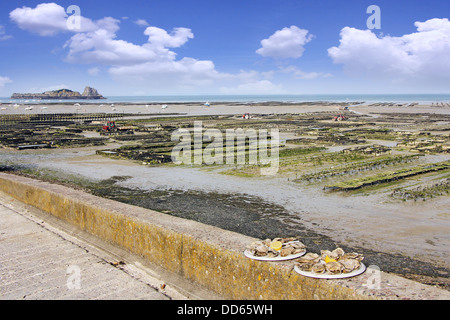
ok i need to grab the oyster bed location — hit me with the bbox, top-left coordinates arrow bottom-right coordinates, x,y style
1,106 -> 449,289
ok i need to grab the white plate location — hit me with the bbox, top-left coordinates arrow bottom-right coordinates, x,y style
294,263 -> 366,279
244,249 -> 306,261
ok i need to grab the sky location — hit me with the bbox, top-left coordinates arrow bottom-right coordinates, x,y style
0,0 -> 449,96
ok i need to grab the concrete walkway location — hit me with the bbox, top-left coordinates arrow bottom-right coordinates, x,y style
0,192 -> 187,300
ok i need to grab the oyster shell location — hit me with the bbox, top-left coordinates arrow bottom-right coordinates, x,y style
320,250 -> 333,260
288,241 -> 306,249
247,240 -> 263,249
286,241 -> 306,255
296,262 -> 315,272
295,253 -> 320,264
266,248 -> 279,258
325,261 -> 343,274
339,259 -> 360,273
312,262 -> 326,274
321,248 -> 350,260
342,252 -> 364,262
280,247 -> 294,257
274,237 -> 301,243
297,248 -> 365,276
246,237 -> 306,257
331,248 -> 345,259
254,244 -> 269,256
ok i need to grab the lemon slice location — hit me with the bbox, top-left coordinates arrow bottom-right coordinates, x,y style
324,256 -> 337,263
270,241 -> 282,251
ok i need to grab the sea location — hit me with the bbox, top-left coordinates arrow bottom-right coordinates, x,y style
1,93 -> 450,104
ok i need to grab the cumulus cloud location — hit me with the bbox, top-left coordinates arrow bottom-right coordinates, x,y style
144,26 -> 193,48
8,3 -> 292,94
256,26 -> 314,59
64,20 -> 199,75
10,2 -> 97,36
64,17 -> 159,66
57,10 -> 232,91
9,3 -> 233,92
0,76 -> 12,87
328,18 -> 450,82
10,3 -> 68,36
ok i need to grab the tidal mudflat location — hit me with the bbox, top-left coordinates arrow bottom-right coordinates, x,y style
0,101 -> 448,288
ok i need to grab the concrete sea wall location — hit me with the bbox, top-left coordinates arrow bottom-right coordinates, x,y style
0,172 -> 447,300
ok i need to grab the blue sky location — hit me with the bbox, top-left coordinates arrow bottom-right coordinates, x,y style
0,0 -> 449,96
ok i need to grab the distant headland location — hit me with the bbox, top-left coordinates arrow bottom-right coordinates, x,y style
11,86 -> 105,100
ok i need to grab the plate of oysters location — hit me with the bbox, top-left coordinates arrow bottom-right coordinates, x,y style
294,248 -> 365,279
244,237 -> 307,261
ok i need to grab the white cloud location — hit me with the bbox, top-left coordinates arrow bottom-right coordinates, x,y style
10,2 -> 96,36
280,66 -> 332,79
64,22 -> 197,72
328,18 -> 450,83
256,26 -> 314,59
8,3 -> 303,94
0,76 -> 12,87
134,19 -> 149,27
109,57 -> 233,93
10,3 -> 67,36
144,26 -> 193,48
64,17 -> 157,66
9,3 -> 236,92
0,25 -> 12,41
88,67 -> 100,76
62,16 -> 230,91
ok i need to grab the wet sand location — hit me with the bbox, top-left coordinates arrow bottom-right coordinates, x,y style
2,145 -> 449,287
43,154 -> 450,260
1,101 -> 449,117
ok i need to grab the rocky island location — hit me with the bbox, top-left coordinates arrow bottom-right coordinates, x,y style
11,86 -> 105,100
